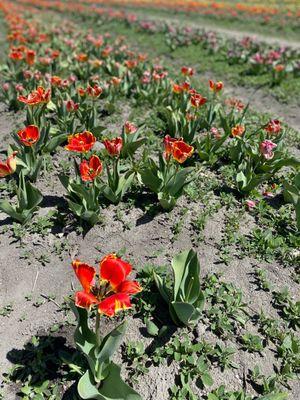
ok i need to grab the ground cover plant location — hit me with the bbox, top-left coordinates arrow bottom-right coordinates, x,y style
0,1 -> 299,400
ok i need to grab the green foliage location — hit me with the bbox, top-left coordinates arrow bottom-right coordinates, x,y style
140,154 -> 194,210
0,172 -> 42,224
283,172 -> 300,230
154,249 -> 205,326
59,174 -> 101,226
69,302 -> 142,400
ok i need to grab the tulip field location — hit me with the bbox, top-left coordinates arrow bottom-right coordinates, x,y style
0,0 -> 299,399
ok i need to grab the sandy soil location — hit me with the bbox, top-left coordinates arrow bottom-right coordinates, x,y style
0,99 -> 299,399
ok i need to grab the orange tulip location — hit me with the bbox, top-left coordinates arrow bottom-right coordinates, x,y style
209,80 -> 223,92
231,124 -> 245,137
18,86 -> 51,106
172,140 -> 194,163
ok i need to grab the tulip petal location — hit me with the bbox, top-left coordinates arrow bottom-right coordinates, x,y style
100,254 -> 132,289
72,260 -> 96,293
116,280 -> 142,295
98,293 -> 131,317
75,291 -> 98,310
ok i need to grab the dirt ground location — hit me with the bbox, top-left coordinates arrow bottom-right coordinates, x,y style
0,96 -> 299,399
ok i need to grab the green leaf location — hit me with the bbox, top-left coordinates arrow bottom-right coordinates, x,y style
78,364 -> 142,400
146,319 -> 159,336
92,126 -> 107,138
69,301 -> 97,356
166,167 -> 193,196
171,302 -> 196,326
201,372 -> 213,387
235,171 -> 247,189
97,321 -> 127,363
44,133 -> 68,153
153,271 -> 170,303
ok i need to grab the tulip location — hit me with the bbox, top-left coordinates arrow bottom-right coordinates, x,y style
124,121 -> 137,135
103,137 -> 123,157
65,99 -> 79,112
26,49 -> 35,66
72,254 -> 142,317
231,124 -> 245,137
79,155 -> 103,182
163,135 -> 178,159
75,53 -> 88,62
111,76 -> 122,86
172,140 -> 194,163
2,83 -> 10,92
265,119 -> 281,135
17,125 -> 40,146
18,86 -> 51,106
86,84 -> 102,98
209,80 -> 223,92
190,93 -> 207,108
259,140 -> 277,160
65,131 -> 96,153
181,66 -> 194,76
0,151 -> 18,178
210,127 -> 221,140
245,200 -> 256,210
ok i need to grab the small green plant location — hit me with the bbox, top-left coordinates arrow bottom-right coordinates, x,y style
123,341 -> 149,381
241,333 -> 264,353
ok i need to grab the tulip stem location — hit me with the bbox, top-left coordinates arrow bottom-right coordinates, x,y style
95,312 -> 101,346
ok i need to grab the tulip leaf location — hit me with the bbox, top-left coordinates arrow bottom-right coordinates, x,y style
155,249 -> 204,326
78,363 -> 142,400
167,167 -> 193,196
44,133 -> 68,153
171,302 -> 197,326
92,126 -> 107,138
69,301 -> 97,357
97,321 -> 126,364
153,271 -> 170,303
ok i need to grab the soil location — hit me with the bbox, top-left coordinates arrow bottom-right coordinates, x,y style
0,100 -> 299,399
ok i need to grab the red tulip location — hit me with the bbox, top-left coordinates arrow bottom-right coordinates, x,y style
26,49 -> 36,66
209,80 -> 223,92
17,125 -> 40,146
79,155 -> 103,182
103,137 -> 123,156
72,254 -> 142,317
65,131 -> 96,153
124,121 -> 137,134
0,151 -> 18,178
190,93 -> 207,108
163,135 -> 193,163
86,84 -> 102,98
265,119 -> 281,135
181,66 -> 194,76
65,99 -> 79,112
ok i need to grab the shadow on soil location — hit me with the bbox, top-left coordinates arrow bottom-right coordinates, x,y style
4,334 -> 85,398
